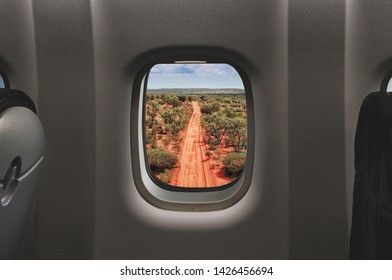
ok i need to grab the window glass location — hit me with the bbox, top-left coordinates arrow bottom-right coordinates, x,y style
145,63 -> 248,189
387,77 -> 392,92
0,75 -> 5,88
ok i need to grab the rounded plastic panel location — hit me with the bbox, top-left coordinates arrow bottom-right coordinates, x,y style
0,106 -> 44,259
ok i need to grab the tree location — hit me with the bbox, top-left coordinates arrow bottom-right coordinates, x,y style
147,148 -> 178,172
162,107 -> 190,136
205,151 -> 213,158
178,95 -> 187,102
222,152 -> 246,177
201,103 -> 213,114
162,94 -> 181,107
225,106 -> 235,118
227,117 -> 247,153
223,98 -> 232,104
211,101 -> 220,112
202,112 -> 230,146
146,100 -> 160,128
146,126 -> 157,149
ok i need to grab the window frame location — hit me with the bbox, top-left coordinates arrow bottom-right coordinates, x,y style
130,56 -> 254,211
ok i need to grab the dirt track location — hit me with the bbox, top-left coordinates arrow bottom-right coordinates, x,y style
170,101 -> 217,187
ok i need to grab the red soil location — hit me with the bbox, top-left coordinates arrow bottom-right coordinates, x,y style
170,101 -> 233,188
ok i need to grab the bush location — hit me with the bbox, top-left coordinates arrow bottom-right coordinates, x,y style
147,148 -> 178,171
222,153 -> 246,177
209,139 -> 221,146
209,144 -> 217,150
163,137 -> 170,147
162,94 -> 181,107
157,169 -> 173,184
173,142 -> 180,152
201,103 -> 220,114
211,102 -> 220,112
225,106 -> 235,118
223,98 -> 232,104
178,95 -> 187,102
205,151 -> 213,158
201,104 -> 213,114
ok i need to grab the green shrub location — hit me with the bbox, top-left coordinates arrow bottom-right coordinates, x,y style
157,169 -> 173,184
223,98 -> 232,104
205,151 -> 213,158
163,137 -> 170,147
209,144 -> 217,150
173,142 -> 180,152
201,104 -> 213,114
210,139 -> 221,146
222,153 -> 246,177
147,148 -> 178,171
211,102 -> 220,112
201,103 -> 220,114
178,95 -> 187,102
162,94 -> 181,107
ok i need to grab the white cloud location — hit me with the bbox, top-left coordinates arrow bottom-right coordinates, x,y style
147,63 -> 244,89
150,63 -> 238,77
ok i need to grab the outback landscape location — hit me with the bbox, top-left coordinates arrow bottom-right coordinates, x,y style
145,89 -> 247,188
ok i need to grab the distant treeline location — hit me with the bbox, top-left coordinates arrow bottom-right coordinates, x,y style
147,88 -> 245,95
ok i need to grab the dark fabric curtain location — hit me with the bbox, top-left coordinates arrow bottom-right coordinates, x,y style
350,92 -> 392,259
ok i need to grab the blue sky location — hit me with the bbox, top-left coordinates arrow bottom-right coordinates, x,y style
0,76 -> 4,88
147,63 -> 244,89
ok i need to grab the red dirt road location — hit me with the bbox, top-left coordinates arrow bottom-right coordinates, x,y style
170,101 -> 217,187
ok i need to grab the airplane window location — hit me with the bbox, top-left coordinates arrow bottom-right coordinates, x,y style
0,77 -> 4,88
0,70 -> 9,88
387,77 -> 392,93
144,63 -> 248,190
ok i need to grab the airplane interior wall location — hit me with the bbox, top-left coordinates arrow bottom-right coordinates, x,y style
1,0 -> 390,259
288,0 -> 348,259
91,0 -> 289,259
30,0 -> 96,259
0,1 -> 37,100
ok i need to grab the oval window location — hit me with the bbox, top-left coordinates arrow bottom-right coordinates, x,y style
0,70 -> 9,89
387,77 -> 392,93
0,71 -> 9,88
131,58 -> 254,211
144,63 -> 248,189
